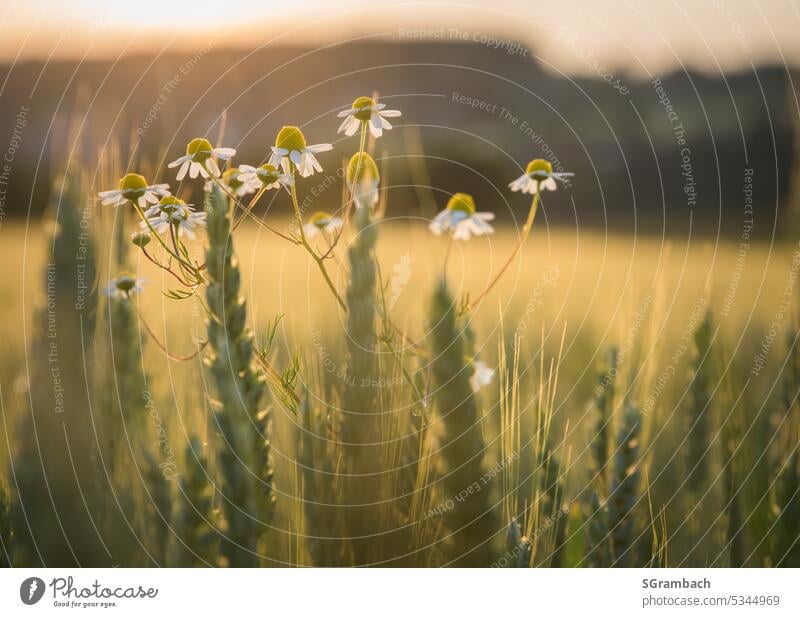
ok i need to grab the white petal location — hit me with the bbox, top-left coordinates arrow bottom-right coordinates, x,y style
290,150 -> 303,167
206,158 -> 221,177
368,117 -> 382,138
541,177 -> 557,191
176,160 -> 190,181
303,223 -> 320,238
452,221 -> 471,241
189,162 -> 201,179
168,155 -> 191,168
214,147 -> 236,159
239,164 -> 256,173
337,108 -> 356,118
305,143 -> 333,153
380,109 -> 401,118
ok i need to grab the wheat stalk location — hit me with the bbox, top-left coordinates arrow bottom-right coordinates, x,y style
204,184 -> 273,567
167,437 -> 219,566
428,279 -> 498,566
608,400 -> 642,567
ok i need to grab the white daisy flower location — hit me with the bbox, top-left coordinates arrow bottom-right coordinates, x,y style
268,125 -> 332,177
168,137 -> 236,181
102,273 -> 147,298
509,159 -> 574,194
346,152 -> 380,207
303,211 -> 344,240
237,163 -> 294,191
469,360 -> 495,393
142,196 -> 207,240
337,96 -> 401,138
429,193 -> 495,241
208,167 -> 259,197
98,173 -> 170,209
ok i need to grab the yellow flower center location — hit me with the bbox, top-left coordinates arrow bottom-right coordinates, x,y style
446,192 -> 476,215
119,173 -> 148,199
275,126 -> 307,152
157,195 -> 188,221
257,164 -> 281,183
352,96 -> 376,121
346,152 -> 380,185
115,272 -> 137,292
525,159 -> 553,180
309,211 -> 334,228
222,168 -> 243,190
186,137 -> 214,162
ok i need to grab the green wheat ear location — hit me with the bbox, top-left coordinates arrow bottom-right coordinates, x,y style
685,308 -> 714,494
0,482 -> 12,567
591,346 -> 618,483
504,519 -> 531,567
585,490 -> 611,567
608,400 -> 642,567
772,451 -> 800,566
204,184 -> 274,567
168,437 -> 219,566
340,204 -> 382,566
428,278 -> 499,566
14,173 -> 99,566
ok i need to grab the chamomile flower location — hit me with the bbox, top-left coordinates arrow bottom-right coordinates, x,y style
337,96 -> 401,138
508,159 -> 573,194
346,152 -> 380,206
210,167 -> 259,197
429,193 -> 495,241
142,195 -> 207,240
168,137 -> 236,181
268,126 -> 332,177
237,163 -> 293,191
102,273 -> 147,298
98,173 -> 170,209
469,360 -> 495,393
303,211 -> 344,239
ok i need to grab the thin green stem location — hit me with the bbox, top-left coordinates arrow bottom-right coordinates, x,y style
210,176 -> 298,243
288,167 -> 347,312
467,190 -> 540,311
320,122 -> 368,259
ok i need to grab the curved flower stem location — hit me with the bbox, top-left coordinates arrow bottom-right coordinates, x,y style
319,122 -> 368,260
467,191 -> 540,312
210,176 -> 298,244
288,169 -> 347,312
132,202 -> 194,268
141,246 -> 195,287
127,292 -> 207,361
230,185 -> 267,232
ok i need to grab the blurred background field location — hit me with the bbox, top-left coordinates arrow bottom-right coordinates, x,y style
1,212 -> 798,565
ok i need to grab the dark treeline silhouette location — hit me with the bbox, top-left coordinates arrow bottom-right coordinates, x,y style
0,39 -> 794,238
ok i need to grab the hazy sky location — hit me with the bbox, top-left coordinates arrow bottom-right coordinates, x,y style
1,0 -> 798,75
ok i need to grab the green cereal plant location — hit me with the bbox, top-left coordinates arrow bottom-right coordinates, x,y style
502,519 -> 531,567
13,174 -> 100,566
428,279 -> 499,566
585,490 -> 612,568
771,450 -> 800,566
340,201 -> 381,565
608,401 -> 642,567
685,308 -> 714,494
0,483 -> 11,567
167,437 -> 219,566
204,184 -> 274,566
591,346 -> 618,483
299,389 -> 343,566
